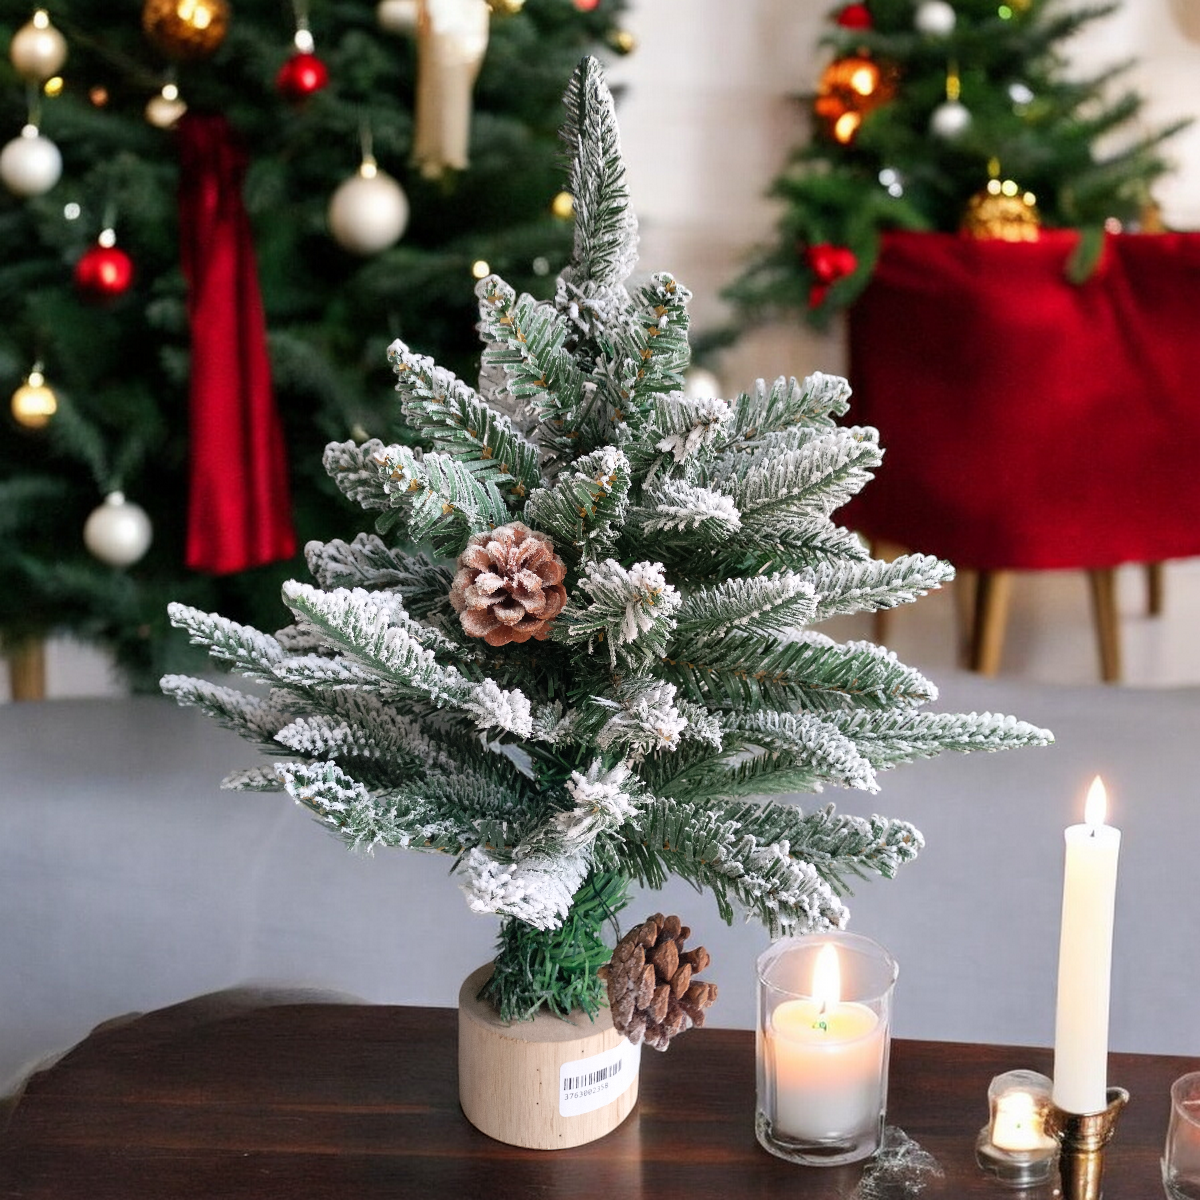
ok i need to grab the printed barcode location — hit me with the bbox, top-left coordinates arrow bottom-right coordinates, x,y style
562,1058 -> 623,1093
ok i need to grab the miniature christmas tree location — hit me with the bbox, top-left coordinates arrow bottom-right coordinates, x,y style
729,0 -> 1188,325
164,56 -> 1051,1023
0,0 -> 628,690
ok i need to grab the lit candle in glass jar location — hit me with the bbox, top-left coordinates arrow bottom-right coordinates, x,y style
768,943 -> 887,1141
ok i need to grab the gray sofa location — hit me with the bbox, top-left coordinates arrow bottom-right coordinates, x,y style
3,675 -> 1197,1093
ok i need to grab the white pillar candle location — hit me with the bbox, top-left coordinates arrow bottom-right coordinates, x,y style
1052,776 -> 1121,1114
768,944 -> 887,1140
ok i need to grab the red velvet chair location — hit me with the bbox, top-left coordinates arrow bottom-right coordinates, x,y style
846,230 -> 1200,680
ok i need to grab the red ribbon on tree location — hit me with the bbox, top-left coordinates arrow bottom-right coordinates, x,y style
176,113 -> 295,574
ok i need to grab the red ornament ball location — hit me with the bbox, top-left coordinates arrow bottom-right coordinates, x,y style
806,242 -> 858,284
836,3 -> 873,28
804,242 -> 857,308
573,0 -> 601,8
74,243 -> 135,300
276,51 -> 329,101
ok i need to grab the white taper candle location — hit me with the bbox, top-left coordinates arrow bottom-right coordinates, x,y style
1051,776 -> 1121,1114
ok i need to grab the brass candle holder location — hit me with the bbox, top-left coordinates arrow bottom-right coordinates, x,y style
1044,1088 -> 1129,1200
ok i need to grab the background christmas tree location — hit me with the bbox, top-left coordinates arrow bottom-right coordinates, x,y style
0,0 -> 628,692
164,56 -> 1051,1027
728,0 -> 1188,325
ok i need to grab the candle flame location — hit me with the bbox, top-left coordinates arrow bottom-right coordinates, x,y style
812,943 -> 841,1011
1084,776 -> 1107,827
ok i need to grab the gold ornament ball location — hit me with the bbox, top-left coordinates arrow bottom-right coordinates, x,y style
486,0 -> 525,14
961,178 -> 1041,242
609,29 -> 636,55
11,372 -> 57,429
142,0 -> 230,60
550,190 -> 574,220
10,10 -> 68,83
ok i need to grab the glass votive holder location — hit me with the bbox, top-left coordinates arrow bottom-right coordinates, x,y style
1163,1071 -> 1200,1199
755,930 -> 898,1166
974,1069 -> 1058,1188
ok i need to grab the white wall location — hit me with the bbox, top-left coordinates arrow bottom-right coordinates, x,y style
1068,0 -> 1200,228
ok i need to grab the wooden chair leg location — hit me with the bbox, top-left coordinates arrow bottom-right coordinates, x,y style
970,570 -> 1012,676
953,569 -> 977,669
869,540 -> 906,646
872,609 -> 891,647
6,637 -> 46,701
1146,561 -> 1165,617
1088,568 -> 1121,684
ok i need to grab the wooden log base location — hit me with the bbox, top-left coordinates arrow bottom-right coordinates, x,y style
457,964 -> 640,1150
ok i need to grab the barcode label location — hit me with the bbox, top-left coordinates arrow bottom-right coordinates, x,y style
559,1037 -> 640,1117
563,1058 -> 623,1094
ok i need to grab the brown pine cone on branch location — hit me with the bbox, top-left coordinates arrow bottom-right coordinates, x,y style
448,521 -> 568,647
599,913 -> 717,1051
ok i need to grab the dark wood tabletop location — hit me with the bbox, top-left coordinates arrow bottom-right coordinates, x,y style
0,989 -> 1189,1199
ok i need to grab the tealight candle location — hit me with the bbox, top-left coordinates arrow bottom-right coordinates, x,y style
975,1069 -> 1058,1187
756,932 -> 897,1166
992,1089 -> 1050,1152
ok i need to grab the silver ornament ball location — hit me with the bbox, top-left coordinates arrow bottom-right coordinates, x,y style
0,128 -> 62,197
328,164 -> 410,256
930,99 -> 971,140
377,0 -> 420,34
84,492 -> 153,568
914,0 -> 957,36
9,11 -> 68,82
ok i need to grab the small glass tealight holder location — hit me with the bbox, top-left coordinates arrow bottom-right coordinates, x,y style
975,1069 -> 1059,1188
1164,1071 -> 1200,1200
756,931 -> 898,1167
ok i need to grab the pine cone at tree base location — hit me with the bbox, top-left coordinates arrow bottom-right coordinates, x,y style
600,913 -> 717,1050
449,521 -> 567,646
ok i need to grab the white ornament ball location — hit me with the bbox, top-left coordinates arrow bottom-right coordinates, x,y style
145,92 -> 188,130
0,127 -> 62,197
914,0 -> 957,36
377,0 -> 419,34
328,164 -> 410,256
930,100 -> 972,140
682,367 -> 722,401
83,492 -> 153,568
10,11 -> 68,82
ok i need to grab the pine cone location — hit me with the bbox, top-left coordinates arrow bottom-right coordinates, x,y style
599,912 -> 717,1051
449,522 -> 568,647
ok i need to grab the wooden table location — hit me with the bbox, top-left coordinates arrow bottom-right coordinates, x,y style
0,990 -> 1188,1198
